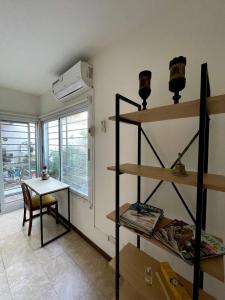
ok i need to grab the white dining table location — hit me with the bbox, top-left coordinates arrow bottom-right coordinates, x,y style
22,177 -> 70,247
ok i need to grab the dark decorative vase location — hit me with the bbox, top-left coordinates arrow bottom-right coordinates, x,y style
169,56 -> 186,104
139,70 -> 152,110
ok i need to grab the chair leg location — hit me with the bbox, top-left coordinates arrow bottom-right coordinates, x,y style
28,210 -> 33,236
22,207 -> 26,226
55,202 -> 59,224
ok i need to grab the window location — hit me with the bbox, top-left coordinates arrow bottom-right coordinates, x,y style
0,121 -> 37,212
43,108 -> 90,198
61,111 -> 88,196
43,120 -> 60,179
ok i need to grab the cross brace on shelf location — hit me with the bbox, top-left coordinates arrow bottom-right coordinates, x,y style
141,127 -> 200,224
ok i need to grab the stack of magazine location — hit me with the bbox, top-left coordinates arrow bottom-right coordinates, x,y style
153,219 -> 225,263
120,202 -> 163,236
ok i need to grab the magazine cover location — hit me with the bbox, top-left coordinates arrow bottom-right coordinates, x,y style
120,202 -> 163,236
153,220 -> 225,263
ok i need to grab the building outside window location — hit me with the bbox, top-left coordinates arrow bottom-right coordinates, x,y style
43,119 -> 60,180
0,121 -> 37,212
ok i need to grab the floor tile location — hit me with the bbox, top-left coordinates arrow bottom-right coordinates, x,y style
0,271 -> 11,297
80,282 -> 110,300
6,257 -> 52,300
42,252 -> 83,282
45,240 -> 64,257
0,237 -> 6,250
0,256 -> 4,273
33,242 -> 64,266
42,252 -> 91,299
95,271 -> 115,299
66,241 -> 114,299
32,288 -> 59,300
57,231 -> 86,253
53,269 -> 91,300
1,232 -> 33,268
0,291 -> 13,300
0,208 -> 114,300
0,220 -> 21,234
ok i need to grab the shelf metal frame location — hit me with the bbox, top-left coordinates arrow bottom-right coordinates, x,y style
141,126 -> 198,223
115,63 -> 210,300
193,63 -> 210,298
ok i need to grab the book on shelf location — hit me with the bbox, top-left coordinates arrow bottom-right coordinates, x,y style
120,202 -> 163,236
153,219 -> 225,263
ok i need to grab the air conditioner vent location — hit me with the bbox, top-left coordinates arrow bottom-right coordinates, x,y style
52,61 -> 93,102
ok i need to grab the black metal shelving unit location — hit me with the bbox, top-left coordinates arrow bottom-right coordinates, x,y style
113,63 -> 215,300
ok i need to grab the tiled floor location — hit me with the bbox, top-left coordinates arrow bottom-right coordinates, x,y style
0,209 -> 114,300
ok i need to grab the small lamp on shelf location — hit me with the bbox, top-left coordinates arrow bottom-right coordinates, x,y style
139,70 -> 152,110
169,56 -> 186,104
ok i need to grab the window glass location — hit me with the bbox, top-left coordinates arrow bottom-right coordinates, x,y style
0,122 -> 37,210
43,110 -> 88,197
61,111 -> 88,196
44,120 -> 60,179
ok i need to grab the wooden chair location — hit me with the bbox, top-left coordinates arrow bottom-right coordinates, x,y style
21,182 -> 59,236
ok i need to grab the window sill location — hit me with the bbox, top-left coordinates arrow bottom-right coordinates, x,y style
69,188 -> 88,201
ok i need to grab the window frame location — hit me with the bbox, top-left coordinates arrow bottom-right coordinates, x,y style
41,96 -> 94,204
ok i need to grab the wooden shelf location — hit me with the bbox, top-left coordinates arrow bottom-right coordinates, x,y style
110,243 -> 216,300
107,203 -> 225,282
109,94 -> 225,123
107,163 -> 225,193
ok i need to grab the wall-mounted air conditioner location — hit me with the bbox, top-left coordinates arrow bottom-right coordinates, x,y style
52,60 -> 93,102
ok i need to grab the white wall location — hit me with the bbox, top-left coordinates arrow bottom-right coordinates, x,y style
0,86 -> 39,118
91,27 -> 225,300
40,16 -> 225,299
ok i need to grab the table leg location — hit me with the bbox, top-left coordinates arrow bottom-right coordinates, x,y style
40,187 -> 70,247
68,187 -> 70,230
40,195 -> 43,247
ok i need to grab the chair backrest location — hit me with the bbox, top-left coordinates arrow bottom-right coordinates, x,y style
21,183 -> 32,209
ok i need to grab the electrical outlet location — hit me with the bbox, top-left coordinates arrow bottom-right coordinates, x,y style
108,235 -> 115,244
101,120 -> 107,132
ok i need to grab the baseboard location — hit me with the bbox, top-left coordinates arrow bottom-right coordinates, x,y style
55,211 -> 111,261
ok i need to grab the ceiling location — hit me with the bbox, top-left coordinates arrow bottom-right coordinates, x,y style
0,0 -> 155,95
0,0 -> 225,96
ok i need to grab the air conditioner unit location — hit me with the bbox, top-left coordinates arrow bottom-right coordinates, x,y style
52,60 -> 93,102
